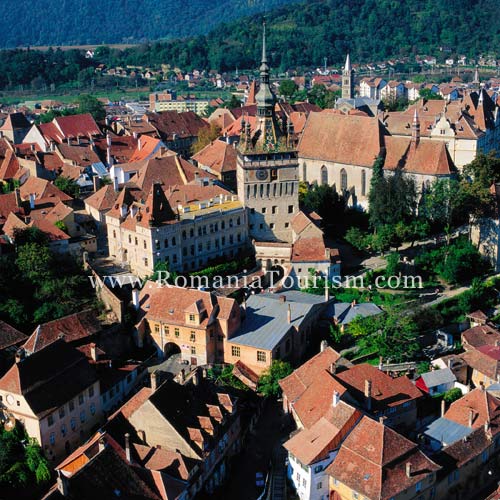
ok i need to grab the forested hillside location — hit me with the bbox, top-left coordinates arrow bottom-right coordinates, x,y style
0,0 -> 299,47
0,0 -> 499,91
94,0 -> 500,70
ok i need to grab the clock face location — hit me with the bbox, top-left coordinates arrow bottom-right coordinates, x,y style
256,169 -> 268,181
5,394 -> 14,406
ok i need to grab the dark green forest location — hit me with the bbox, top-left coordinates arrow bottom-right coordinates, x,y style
0,0 -> 498,90
0,0 -> 297,47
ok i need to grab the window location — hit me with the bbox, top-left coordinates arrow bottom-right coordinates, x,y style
172,237 -> 176,246
270,223 -> 275,229
69,400 -> 75,412
191,346 -> 196,355
145,258 -> 148,267
416,481 -> 422,492
144,240 -> 148,249
257,351 -> 266,362
155,324 -> 160,333
361,169 -> 366,196
317,482 -> 322,490
165,326 -> 170,336
296,472 -> 300,481
164,238 -> 169,248
155,240 -> 160,250
271,169 -> 278,181
61,424 -> 67,437
128,234 -> 132,244
272,206 -> 277,214
302,162 -> 307,181
190,332 -> 196,342
321,165 -> 328,185
175,328 -> 180,337
232,346 -> 241,357
189,314 -> 195,322
288,205 -> 294,214
340,168 -> 348,191
302,478 -> 307,488
80,410 -> 86,423
59,407 -> 65,419
262,207 -> 267,214
88,386 -> 94,398
49,433 -> 55,445
90,403 -> 96,416
70,418 -> 76,431
314,465 -> 323,473
284,222 -> 289,228
48,415 -> 54,427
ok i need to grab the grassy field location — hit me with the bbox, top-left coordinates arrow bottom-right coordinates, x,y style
0,87 -> 232,106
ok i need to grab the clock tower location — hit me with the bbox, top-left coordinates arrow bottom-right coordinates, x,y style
236,22 -> 299,243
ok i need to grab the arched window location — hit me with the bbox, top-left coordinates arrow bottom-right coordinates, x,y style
340,168 -> 348,191
302,162 -> 307,182
321,165 -> 328,186
361,170 -> 366,196
164,238 -> 169,248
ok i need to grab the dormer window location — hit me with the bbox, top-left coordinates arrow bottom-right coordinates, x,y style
189,314 -> 195,322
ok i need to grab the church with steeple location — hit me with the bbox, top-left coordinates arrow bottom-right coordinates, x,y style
237,22 -> 299,243
335,54 -> 381,117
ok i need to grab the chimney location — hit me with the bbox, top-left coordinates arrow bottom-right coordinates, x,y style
133,131 -> 138,140
378,356 -> 383,370
332,390 -> 340,407
56,471 -> 70,497
29,193 -> 36,210
364,379 -> 372,410
441,399 -> 446,417
93,175 -> 100,192
485,420 -> 490,433
150,370 -> 159,391
468,409 -> 474,427
113,176 -> 119,192
405,462 -> 412,478
330,362 -> 336,375
89,343 -> 98,362
320,340 -> 328,352
287,304 -> 291,324
15,348 -> 25,363
124,433 -> 132,463
98,437 -> 106,453
447,358 -> 453,368
14,188 -> 22,208
132,288 -> 140,310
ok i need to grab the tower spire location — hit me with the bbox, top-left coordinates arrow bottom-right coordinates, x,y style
342,52 -> 354,100
344,53 -> 351,72
262,21 -> 267,64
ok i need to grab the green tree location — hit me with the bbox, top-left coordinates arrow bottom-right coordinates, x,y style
369,170 -> 417,228
419,88 -> 443,100
257,360 -> 293,397
54,220 -> 68,233
385,252 -> 400,278
443,387 -> 462,403
15,243 -> 52,283
191,122 -> 221,154
77,94 -> 106,121
300,183 -> 345,226
279,79 -> 297,97
54,176 -> 80,198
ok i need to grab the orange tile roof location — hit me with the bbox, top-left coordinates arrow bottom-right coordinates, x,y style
298,113 -> 383,167
129,135 -> 162,162
291,237 -> 329,262
445,388 -> 500,433
279,347 -> 342,407
85,184 -> 119,212
192,139 -> 237,175
19,177 -> 72,202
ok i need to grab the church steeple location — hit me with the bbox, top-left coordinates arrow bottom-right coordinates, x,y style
255,21 -> 274,116
342,53 -> 354,99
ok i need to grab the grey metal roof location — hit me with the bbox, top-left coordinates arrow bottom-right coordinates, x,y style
421,367 -> 456,388
324,302 -> 383,325
259,290 -> 326,305
422,417 -> 473,447
230,294 -> 322,350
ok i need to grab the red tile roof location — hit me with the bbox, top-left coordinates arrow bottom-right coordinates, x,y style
0,320 -> 27,350
291,237 -> 329,262
445,388 -> 500,434
326,416 -> 440,500
23,309 -> 101,354
19,177 -> 72,203
53,113 -> 101,140
85,184 -> 119,212
334,363 -> 422,411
